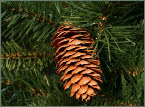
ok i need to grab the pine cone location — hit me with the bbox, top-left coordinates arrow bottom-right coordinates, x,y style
52,25 -> 103,101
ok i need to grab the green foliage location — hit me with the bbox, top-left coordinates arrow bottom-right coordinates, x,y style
106,1 -> 144,26
1,1 -> 144,106
2,1 -> 66,43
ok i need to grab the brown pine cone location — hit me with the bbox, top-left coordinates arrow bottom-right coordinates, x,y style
52,25 -> 103,101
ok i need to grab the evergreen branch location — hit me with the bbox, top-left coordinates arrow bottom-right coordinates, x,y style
1,1 -> 68,42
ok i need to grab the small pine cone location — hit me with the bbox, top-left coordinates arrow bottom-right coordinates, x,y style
52,25 -> 103,101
